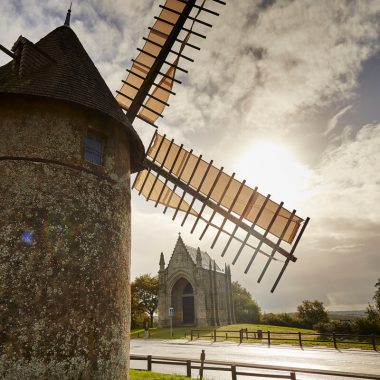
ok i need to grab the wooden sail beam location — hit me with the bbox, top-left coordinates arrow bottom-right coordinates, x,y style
271,217 -> 310,293
144,158 -> 298,262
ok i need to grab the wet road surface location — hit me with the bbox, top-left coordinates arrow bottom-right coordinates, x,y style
130,339 -> 380,379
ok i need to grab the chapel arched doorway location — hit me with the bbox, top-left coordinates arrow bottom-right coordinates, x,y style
171,278 -> 195,325
182,282 -> 194,324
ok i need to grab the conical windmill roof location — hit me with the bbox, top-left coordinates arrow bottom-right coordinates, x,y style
0,25 -> 144,172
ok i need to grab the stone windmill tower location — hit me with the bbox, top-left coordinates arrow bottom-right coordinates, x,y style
0,10 -> 143,380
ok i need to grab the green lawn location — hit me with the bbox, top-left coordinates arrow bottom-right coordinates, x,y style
131,369 -> 190,379
131,323 -> 377,350
131,327 -> 191,339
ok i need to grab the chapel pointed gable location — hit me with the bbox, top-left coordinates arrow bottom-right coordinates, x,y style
166,234 -> 196,271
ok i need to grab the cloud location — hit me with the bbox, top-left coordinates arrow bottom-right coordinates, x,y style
307,123 -> 380,222
324,105 -> 352,136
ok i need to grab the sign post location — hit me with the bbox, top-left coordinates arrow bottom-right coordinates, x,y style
169,307 -> 174,337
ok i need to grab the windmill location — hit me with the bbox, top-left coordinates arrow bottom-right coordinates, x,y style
116,0 -> 310,293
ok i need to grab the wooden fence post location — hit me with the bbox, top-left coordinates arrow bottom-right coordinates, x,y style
199,350 -> 205,380
198,331 -> 200,339
226,332 -> 228,340
268,331 -> 271,347
239,329 -> 243,344
231,365 -> 237,380
214,329 -> 217,342
290,371 -> 296,380
137,332 -> 140,338
186,360 -> 191,378
191,330 -> 193,341
298,332 -> 302,348
147,355 -> 152,371
333,333 -> 337,349
372,335 -> 377,351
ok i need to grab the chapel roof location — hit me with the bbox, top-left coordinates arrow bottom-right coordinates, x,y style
185,245 -> 223,272
0,25 -> 144,172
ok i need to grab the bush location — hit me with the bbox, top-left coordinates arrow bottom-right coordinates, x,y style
353,316 -> 380,335
261,313 -> 303,328
315,317 -> 380,335
315,320 -> 353,334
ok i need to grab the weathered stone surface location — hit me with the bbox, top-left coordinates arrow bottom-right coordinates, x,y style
0,96 -> 132,379
158,235 -> 235,328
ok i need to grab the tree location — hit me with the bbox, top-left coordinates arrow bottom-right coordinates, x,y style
232,281 -> 261,323
130,286 -> 146,329
131,274 -> 159,327
366,278 -> 380,321
374,278 -> 380,312
297,300 -> 329,328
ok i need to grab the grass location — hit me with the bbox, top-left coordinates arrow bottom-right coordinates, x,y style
131,323 -> 378,350
130,369 -> 190,379
131,327 -> 190,339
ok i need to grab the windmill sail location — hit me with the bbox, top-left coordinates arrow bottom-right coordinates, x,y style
134,169 -> 198,216
133,132 -> 310,292
116,0 -> 225,126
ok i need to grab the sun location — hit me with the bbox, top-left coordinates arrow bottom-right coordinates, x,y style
238,141 -> 312,208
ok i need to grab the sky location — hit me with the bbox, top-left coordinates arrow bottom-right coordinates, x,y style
1,0 -> 379,312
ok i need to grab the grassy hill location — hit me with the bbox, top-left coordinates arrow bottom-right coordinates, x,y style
131,323 -> 377,350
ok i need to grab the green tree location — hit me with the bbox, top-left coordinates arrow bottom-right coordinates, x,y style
130,287 -> 146,329
366,278 -> 380,321
374,278 -> 380,312
132,274 -> 159,327
232,281 -> 261,323
297,300 -> 329,328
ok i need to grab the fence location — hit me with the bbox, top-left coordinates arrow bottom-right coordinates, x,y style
130,354 -> 380,380
190,328 -> 379,351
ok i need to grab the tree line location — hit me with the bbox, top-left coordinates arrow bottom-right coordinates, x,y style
131,274 -> 380,335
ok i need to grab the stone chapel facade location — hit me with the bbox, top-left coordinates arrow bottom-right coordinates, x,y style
158,235 -> 236,327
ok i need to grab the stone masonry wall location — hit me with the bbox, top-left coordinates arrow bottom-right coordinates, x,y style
0,96 -> 132,379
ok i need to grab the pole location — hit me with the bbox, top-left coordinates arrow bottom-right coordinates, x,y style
170,316 -> 173,337
199,349 -> 205,380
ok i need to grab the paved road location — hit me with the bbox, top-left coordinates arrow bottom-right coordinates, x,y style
130,339 -> 380,379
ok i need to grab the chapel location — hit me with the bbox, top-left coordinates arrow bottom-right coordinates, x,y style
158,234 -> 236,327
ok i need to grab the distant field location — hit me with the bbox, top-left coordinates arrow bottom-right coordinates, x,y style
328,310 -> 366,321
131,323 -> 377,350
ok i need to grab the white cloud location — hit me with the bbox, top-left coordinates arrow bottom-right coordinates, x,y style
324,105 -> 352,136
307,123 -> 380,222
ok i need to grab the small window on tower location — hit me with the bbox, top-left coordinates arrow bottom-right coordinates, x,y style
84,133 -> 103,165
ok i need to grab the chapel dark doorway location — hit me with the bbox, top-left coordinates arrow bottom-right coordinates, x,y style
182,282 -> 194,324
